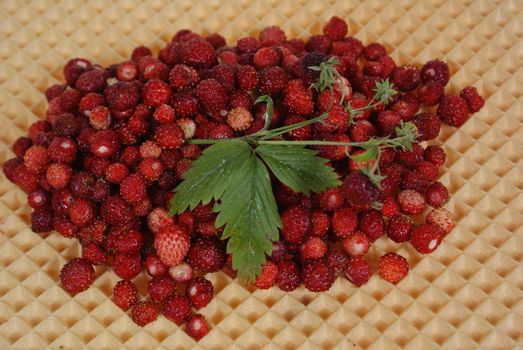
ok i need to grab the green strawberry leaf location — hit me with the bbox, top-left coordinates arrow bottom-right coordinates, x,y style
256,144 -> 341,195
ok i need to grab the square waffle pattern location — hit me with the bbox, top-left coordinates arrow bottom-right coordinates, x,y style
1,1 -> 522,349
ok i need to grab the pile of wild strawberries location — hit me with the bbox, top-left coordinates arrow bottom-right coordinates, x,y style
2,16 -> 484,339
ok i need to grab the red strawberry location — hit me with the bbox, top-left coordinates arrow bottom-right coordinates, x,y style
60,258 -> 95,294
323,16 -> 348,41
311,210 -> 330,237
186,277 -> 214,308
186,237 -> 226,272
459,86 -> 484,113
345,256 -> 372,286
113,254 -> 141,280
302,259 -> 335,292
421,59 -> 450,86
227,107 -> 253,131
276,260 -> 300,292
148,276 -> 176,303
186,314 -> 209,340
299,237 -> 328,260
259,26 -> 286,47
154,123 -> 185,150
169,64 -> 199,91
281,205 -> 311,244
331,207 -> 358,239
363,43 -> 387,60
113,280 -> 138,310
283,79 -> 314,115
425,182 -> 449,208
120,173 -> 147,204
342,231 -> 370,256
81,242 -> 106,265
417,81 -> 443,106
145,254 -> 168,278
426,208 -> 454,235
169,262 -> 194,283
154,225 -> 190,266
378,252 -> 409,284
196,79 -> 227,113
359,209 -> 384,241
326,250 -> 349,273
424,145 -> 446,167
386,215 -> 413,243
412,112 -> 441,141
163,294 -> 191,325
179,39 -> 216,68
236,65 -> 258,91
343,172 -> 381,209
131,302 -> 158,327
411,224 -> 443,254
254,261 -> 279,289
398,189 -> 426,215
381,196 -> 400,217
438,95 -> 469,127
253,47 -> 280,69
258,66 -> 289,95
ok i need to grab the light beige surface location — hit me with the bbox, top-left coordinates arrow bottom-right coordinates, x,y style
0,0 -> 522,349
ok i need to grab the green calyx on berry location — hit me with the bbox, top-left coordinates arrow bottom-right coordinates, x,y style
170,61 -> 418,281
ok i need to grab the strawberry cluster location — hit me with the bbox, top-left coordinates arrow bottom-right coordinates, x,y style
3,16 -> 484,339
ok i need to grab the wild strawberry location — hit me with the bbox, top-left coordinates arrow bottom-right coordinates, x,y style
154,225 -> 190,267
119,173 -> 147,204
350,120 -> 376,142
137,158 -> 163,181
142,79 -> 171,107
424,145 -> 446,167
252,261 -> 278,289
114,229 -> 144,255
208,124 -> 234,139
411,224 -> 443,254
3,157 -> 22,184
425,182 -> 449,208
75,68 -> 109,93
258,66 -> 289,95
186,314 -> 209,340
175,158 -> 192,179
275,260 -> 300,291
163,294 -> 191,325
343,172 -> 382,209
377,110 -> 401,135
210,64 -> 236,92
396,143 -> 424,169
284,79 -> 314,115
46,163 -> 72,189
45,83 -> 67,102
79,92 -> 104,113
426,208 -> 454,235
381,196 -> 399,217
168,64 -> 199,91
116,61 -> 138,81
398,189 -> 426,215
78,219 -> 106,243
386,215 -> 413,243
113,253 -> 141,280
253,47 -> 280,69
306,35 -> 331,53
186,237 -> 226,272
31,208 -> 54,232
90,129 -> 120,159
27,189 -> 50,209
196,79 -> 227,113
227,107 -> 253,131
331,207 -> 358,239
302,259 -> 335,292
281,205 -> 311,244
378,252 -> 408,284
148,276 -> 176,303
326,250 -> 349,273
345,256 -> 372,286
311,210 -> 330,237
171,92 -> 199,118
88,105 -> 111,130
363,43 -> 387,60
145,253 -> 168,278
391,93 -> 419,121
179,39 -> 216,68
81,242 -> 106,265
283,115 -> 311,141
401,168 -> 428,192
60,258 -> 95,294
106,81 -> 141,112
47,137 -> 77,165
237,36 -> 259,54
315,132 -> 350,161
181,144 -> 201,159
323,16 -> 348,40
342,231 -> 370,256
421,59 -> 450,86
131,302 -> 158,327
207,33 -> 226,48
259,26 -> 286,47
68,198 -> 94,228
103,162 -> 127,184
316,187 -> 345,211
169,262 -> 194,283
412,112 -> 441,141
113,280 -> 138,310
154,123 -> 185,150
63,58 -> 92,84
23,145 -> 48,174
438,94 -> 469,127
299,237 -> 328,260
131,45 -> 152,61
418,81 -> 443,106
392,65 -> 421,92
12,136 -> 32,158
236,65 -> 258,91
459,86 -> 485,113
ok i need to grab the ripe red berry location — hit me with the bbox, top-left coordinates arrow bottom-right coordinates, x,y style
145,254 -> 168,278
169,64 -> 199,91
81,242 -> 106,265
48,136 -> 77,164
311,210 -> 330,237
116,61 -> 138,81
163,294 -> 191,325
343,172 -> 381,209
378,252 -> 409,284
154,225 -> 190,266
143,79 -> 172,107
418,81 -> 444,106
421,59 -> 450,87
31,208 -> 54,232
236,65 -> 258,91
186,314 -> 210,340
459,86 -> 485,113
186,277 -> 214,308
258,66 -> 289,95
323,16 -> 348,40
138,158 -> 163,181
27,189 -> 50,209
412,112 -> 441,141
169,263 -> 194,283
60,258 -> 95,294
113,280 -> 138,310
46,163 -> 72,189
120,173 -> 147,204
345,256 -> 372,286
283,79 -> 314,115
342,231 -> 370,256
253,47 -> 280,69
425,182 -> 449,208
131,302 -> 158,327
281,205 -> 311,244
179,39 -> 216,68
148,276 -> 176,303
299,237 -> 328,260
426,208 -> 454,235
68,198 -> 95,227
153,104 -> 176,124
227,107 -> 253,131
302,259 -> 335,292
332,207 -> 358,239
276,260 -> 300,292
398,189 -> 426,215
411,224 -> 443,254
317,187 -> 345,211
154,123 -> 185,150
23,145 -> 48,174
186,237 -> 226,273
386,215 -> 414,243
112,253 -> 141,280
259,26 -> 286,47
438,95 -> 470,127
196,79 -> 227,113
424,145 -> 446,167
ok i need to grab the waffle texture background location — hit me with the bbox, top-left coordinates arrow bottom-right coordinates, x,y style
0,0 -> 522,349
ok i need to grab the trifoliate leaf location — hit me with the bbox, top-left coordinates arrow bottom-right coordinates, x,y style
256,144 -> 341,195
214,153 -> 281,281
169,139 -> 253,215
